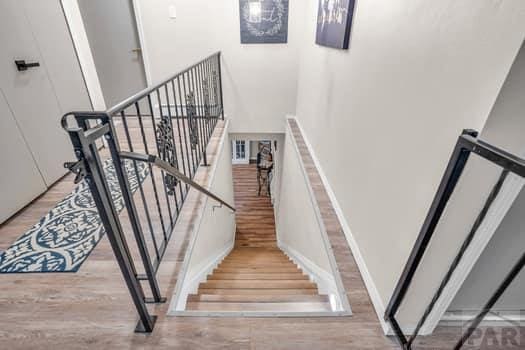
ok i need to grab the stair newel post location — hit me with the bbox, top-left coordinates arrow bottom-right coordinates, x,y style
62,113 -> 157,333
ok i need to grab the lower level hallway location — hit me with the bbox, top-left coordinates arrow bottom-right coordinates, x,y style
186,164 -> 331,313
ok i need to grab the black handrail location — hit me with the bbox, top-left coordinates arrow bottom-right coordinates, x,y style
120,151 -> 235,212
107,52 -> 222,116
384,129 -> 525,349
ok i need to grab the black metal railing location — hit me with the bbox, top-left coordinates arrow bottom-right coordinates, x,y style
384,129 -> 525,349
61,52 -> 232,333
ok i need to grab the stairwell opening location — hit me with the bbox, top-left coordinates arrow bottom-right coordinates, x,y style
169,132 -> 352,317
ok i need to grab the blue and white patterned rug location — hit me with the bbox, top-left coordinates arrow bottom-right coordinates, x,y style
0,159 -> 149,273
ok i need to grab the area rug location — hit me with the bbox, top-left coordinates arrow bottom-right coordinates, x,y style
0,159 -> 149,273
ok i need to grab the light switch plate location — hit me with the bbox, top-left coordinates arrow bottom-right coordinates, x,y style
168,4 -> 177,19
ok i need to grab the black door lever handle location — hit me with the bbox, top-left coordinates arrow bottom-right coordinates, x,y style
15,60 -> 40,71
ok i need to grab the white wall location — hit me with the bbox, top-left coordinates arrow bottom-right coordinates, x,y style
276,132 -> 332,275
171,123 -> 236,311
293,0 -> 525,328
135,0 -> 305,133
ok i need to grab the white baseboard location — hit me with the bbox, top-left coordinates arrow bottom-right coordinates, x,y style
286,115 -> 390,334
278,241 -> 341,311
171,241 -> 234,312
441,310 -> 525,327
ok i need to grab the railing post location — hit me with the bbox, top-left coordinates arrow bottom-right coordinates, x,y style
104,115 -> 166,304
63,114 -> 157,333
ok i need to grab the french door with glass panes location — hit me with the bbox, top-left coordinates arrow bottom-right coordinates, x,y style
232,140 -> 250,164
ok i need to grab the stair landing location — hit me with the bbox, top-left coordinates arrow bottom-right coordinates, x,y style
185,164 -> 332,314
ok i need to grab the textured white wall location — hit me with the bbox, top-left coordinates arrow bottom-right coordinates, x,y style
293,0 -> 525,326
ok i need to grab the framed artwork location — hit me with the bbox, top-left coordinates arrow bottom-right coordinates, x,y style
239,0 -> 289,44
315,0 -> 356,50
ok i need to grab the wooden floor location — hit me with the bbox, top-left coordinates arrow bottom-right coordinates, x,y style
186,165 -> 331,313
0,117 -> 476,349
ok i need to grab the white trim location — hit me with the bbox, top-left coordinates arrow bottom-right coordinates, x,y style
279,241 -> 341,311
173,310 -> 351,318
61,0 -> 106,110
286,115 -> 389,334
440,310 -> 525,327
422,172 -> 525,334
168,120 -> 232,314
172,241 -> 234,312
283,118 -> 352,315
131,0 -> 153,86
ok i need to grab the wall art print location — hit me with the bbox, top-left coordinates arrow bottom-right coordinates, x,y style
239,0 -> 289,44
316,0 -> 356,50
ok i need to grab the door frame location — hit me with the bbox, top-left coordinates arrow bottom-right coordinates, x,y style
131,0 -> 153,85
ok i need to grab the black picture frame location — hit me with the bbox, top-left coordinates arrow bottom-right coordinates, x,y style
315,0 -> 356,50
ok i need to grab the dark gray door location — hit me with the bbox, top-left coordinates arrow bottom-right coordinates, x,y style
78,0 -> 147,108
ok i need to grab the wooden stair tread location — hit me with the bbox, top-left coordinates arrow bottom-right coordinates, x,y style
220,262 -> 293,267
197,289 -> 318,295
187,294 -> 328,303
199,280 -> 317,289
186,302 -> 332,312
208,273 -> 308,280
214,267 -> 300,273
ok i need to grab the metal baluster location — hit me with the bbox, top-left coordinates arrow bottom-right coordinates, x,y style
156,88 -> 180,219
182,71 -> 197,173
217,52 -> 225,120
134,101 -> 165,263
164,83 -> 185,208
152,90 -> 174,233
147,94 -> 172,235
209,57 -> 215,135
188,68 -> 204,164
210,57 -> 218,129
194,63 -> 207,164
118,110 -> 157,256
177,76 -> 194,180
171,80 -> 189,200
201,60 -> 211,143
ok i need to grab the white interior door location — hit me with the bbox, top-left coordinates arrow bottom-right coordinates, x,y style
0,0 -> 73,187
232,140 -> 250,164
0,90 -> 47,223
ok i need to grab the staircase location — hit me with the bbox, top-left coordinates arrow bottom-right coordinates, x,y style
186,164 -> 331,313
